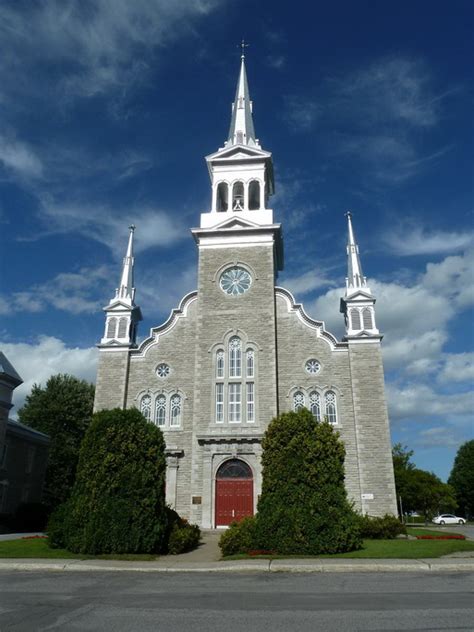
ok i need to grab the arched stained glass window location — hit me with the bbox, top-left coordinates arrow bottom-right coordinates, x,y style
229,337 -> 242,377
216,350 -> 224,378
325,391 -> 337,424
155,395 -> 166,427
246,349 -> 254,378
363,308 -> 373,329
293,391 -> 305,412
216,459 -> 252,479
106,317 -> 117,339
309,391 -> 321,421
170,394 -> 181,427
351,309 -> 362,330
140,394 -> 152,421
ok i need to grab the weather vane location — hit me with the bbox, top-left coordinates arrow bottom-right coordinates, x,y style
239,38 -> 249,59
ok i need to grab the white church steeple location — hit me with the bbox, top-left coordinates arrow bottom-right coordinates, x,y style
100,225 -> 142,347
198,51 -> 277,234
340,212 -> 380,339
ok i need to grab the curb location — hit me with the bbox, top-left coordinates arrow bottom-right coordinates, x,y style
0,558 -> 473,574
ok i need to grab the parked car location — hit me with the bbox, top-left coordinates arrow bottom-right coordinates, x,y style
432,514 -> 466,525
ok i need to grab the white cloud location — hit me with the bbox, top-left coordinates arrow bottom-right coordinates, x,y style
139,264 -> 197,319
283,269 -> 335,296
387,383 -> 474,421
1,336 -> 97,415
0,266 -> 111,315
0,135 -> 43,178
35,201 -> 185,254
385,225 -> 474,256
0,1 -> 222,101
414,426 -> 464,449
284,96 -> 321,131
439,353 -> 474,384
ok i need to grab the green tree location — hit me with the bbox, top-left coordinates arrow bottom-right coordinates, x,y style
18,374 -> 95,512
448,440 -> 474,519
392,444 -> 457,519
54,408 -> 167,555
256,409 -> 361,555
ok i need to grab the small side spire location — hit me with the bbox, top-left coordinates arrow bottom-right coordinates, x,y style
116,225 -> 136,304
227,48 -> 258,147
345,211 -> 367,291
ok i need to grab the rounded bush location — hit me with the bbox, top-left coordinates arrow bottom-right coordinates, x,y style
167,520 -> 201,555
255,410 -> 362,555
51,408 -> 167,555
358,514 -> 406,539
219,516 -> 258,556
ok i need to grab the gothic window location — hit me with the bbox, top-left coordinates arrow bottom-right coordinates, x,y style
117,317 -> 128,338
217,459 -> 252,479
293,391 -> 305,412
229,337 -> 242,377
106,317 -> 117,339
140,394 -> 152,421
216,350 -> 225,378
228,383 -> 241,422
155,395 -> 166,427
246,382 -> 254,422
309,391 -> 321,421
215,383 -> 224,423
363,308 -> 373,329
170,394 -> 182,427
216,182 -> 228,212
232,181 -> 244,210
248,180 -> 260,210
351,309 -> 362,330
325,391 -> 337,424
246,349 -> 254,378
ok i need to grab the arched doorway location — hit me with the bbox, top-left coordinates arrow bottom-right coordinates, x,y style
215,459 -> 253,527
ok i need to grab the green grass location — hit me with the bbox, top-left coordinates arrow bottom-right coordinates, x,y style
223,537 -> 474,560
0,538 -> 157,561
406,527 -> 462,537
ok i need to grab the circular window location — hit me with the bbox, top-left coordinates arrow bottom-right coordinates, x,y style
305,359 -> 321,375
219,266 -> 252,296
156,363 -> 170,378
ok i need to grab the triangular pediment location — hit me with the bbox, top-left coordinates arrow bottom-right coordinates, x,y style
210,216 -> 261,231
206,144 -> 271,162
343,289 -> 374,302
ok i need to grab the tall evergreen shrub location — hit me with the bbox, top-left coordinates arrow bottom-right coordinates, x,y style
256,409 -> 361,554
53,408 -> 167,555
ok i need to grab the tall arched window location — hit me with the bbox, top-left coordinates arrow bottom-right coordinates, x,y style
351,309 -> 362,330
106,317 -> 117,338
170,394 -> 181,427
246,349 -> 254,378
325,391 -> 337,424
229,337 -> 242,377
117,317 -> 128,338
216,350 -> 225,378
216,182 -> 228,212
248,180 -> 260,210
363,308 -> 373,329
155,395 -> 166,427
140,394 -> 152,421
293,391 -> 305,412
309,391 -> 321,421
232,181 -> 244,210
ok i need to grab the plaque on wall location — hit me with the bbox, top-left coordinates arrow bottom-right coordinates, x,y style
361,493 -> 374,500
192,496 -> 202,505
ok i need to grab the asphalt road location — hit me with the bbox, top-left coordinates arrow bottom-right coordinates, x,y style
0,571 -> 473,632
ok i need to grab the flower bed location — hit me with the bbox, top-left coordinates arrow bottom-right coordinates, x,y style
247,549 -> 277,556
21,535 -> 48,540
415,534 -> 465,540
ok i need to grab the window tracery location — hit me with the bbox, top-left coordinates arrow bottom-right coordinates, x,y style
309,391 -> 321,421
293,391 -> 305,412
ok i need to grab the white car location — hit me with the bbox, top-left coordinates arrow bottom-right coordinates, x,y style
432,514 -> 466,525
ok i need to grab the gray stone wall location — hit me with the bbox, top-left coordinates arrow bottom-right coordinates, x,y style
274,292 -> 363,511
347,341 -> 398,516
94,349 -> 130,412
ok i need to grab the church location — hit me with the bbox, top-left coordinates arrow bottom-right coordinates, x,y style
93,55 -> 397,528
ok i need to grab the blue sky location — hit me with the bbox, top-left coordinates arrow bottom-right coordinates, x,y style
1,0 -> 472,481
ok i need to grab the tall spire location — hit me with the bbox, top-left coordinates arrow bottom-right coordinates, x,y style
116,225 -> 136,304
227,49 -> 257,147
345,211 -> 367,292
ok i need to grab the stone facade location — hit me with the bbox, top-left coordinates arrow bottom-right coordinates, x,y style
93,56 -> 397,527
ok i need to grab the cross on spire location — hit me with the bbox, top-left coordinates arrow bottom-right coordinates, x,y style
239,38 -> 249,59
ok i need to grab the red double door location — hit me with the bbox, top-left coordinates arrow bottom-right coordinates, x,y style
215,478 -> 253,527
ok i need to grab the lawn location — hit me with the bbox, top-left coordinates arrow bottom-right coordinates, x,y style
0,538 -> 157,561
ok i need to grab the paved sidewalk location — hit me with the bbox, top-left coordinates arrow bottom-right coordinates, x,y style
1,529 -> 473,573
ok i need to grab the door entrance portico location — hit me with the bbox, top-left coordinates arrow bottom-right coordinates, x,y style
215,458 -> 253,527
